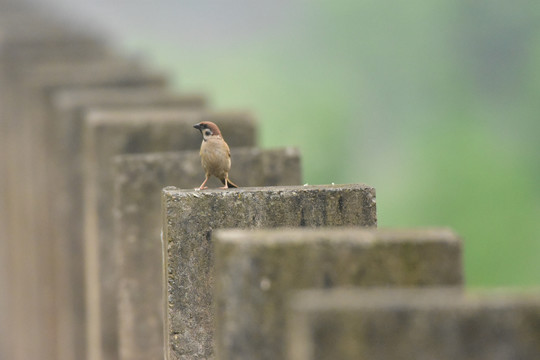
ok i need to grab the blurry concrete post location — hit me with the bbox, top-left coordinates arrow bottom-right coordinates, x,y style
161,184 -> 377,360
0,6 -> 110,360
83,109 -> 256,360
214,227 -> 463,360
113,147 -> 301,360
50,87 -> 206,360
287,288 -> 540,360
17,60 -> 166,360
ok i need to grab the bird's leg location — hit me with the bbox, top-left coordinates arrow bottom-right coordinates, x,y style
197,176 -> 209,190
219,175 -> 229,190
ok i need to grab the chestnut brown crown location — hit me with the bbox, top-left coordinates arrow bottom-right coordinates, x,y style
193,121 -> 222,137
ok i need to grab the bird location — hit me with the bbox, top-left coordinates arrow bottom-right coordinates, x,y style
193,121 -> 238,190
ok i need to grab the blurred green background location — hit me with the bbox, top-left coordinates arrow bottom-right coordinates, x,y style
49,0 -> 540,287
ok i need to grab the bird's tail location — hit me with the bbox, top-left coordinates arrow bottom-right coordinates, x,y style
222,178 -> 238,188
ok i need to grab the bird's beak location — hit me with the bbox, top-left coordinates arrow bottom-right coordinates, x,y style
193,123 -> 202,130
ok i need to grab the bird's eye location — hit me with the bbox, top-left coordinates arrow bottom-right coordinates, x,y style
205,130 -> 212,136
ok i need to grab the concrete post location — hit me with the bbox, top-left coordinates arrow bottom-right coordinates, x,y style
13,60 -> 166,360
287,288 -> 540,360
214,227 -> 463,360
50,88 -> 206,360
0,14 -> 109,360
161,184 -> 377,360
84,109 -> 257,360
114,147 -> 301,360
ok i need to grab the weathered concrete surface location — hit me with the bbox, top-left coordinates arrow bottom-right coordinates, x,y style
214,227 -> 463,360
162,184 -> 377,360
50,88 -> 206,360
84,109 -> 257,360
114,147 -> 301,360
287,288 -> 540,360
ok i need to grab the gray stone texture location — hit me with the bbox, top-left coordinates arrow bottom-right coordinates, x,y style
84,109 -> 257,360
50,87 -> 206,360
214,227 -> 463,360
161,184 -> 377,360
114,147 -> 301,360
287,288 -> 540,360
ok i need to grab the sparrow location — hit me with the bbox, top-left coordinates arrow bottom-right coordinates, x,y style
193,121 -> 238,190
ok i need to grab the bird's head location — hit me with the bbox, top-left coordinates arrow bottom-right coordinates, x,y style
193,121 -> 222,141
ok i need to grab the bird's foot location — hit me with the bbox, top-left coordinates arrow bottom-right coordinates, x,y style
196,186 -> 208,190
219,186 -> 228,190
